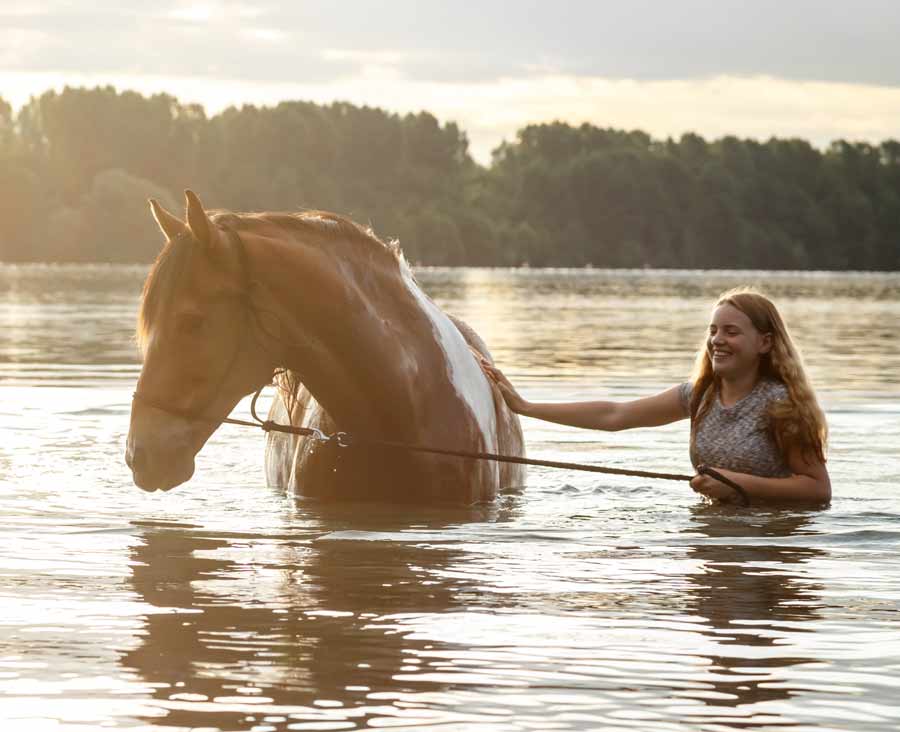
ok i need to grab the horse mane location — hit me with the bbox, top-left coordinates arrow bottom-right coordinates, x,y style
211,209 -> 404,262
136,208 -> 406,355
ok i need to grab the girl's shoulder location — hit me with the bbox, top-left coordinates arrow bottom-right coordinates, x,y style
678,378 -> 788,416
758,378 -> 789,402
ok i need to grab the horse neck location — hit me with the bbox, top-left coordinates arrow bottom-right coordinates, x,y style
243,229 -> 465,437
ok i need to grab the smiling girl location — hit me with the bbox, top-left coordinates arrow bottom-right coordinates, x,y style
483,287 -> 831,504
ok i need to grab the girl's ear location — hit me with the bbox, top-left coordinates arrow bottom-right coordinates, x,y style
759,332 -> 773,355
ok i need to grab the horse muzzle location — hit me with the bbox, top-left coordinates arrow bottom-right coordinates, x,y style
125,440 -> 196,492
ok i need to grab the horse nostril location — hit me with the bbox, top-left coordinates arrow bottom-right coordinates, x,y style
129,446 -> 147,473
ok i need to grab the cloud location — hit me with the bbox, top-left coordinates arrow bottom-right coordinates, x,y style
3,1 -> 900,86
3,1 -> 900,164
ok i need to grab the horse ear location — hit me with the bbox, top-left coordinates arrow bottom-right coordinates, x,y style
149,198 -> 187,241
185,189 -> 212,247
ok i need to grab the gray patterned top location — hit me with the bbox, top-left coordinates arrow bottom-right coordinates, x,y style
679,379 -> 791,478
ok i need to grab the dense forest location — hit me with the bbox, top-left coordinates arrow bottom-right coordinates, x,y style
1,86 -> 898,269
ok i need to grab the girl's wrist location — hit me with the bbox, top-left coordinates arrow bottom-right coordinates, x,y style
516,399 -> 534,417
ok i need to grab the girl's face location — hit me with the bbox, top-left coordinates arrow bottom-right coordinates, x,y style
707,303 -> 772,378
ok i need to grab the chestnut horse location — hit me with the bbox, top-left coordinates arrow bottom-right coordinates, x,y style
125,191 -> 524,503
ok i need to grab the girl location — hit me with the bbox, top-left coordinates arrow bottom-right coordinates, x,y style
483,288 -> 831,504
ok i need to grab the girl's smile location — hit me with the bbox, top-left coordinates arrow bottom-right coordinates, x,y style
707,303 -> 771,378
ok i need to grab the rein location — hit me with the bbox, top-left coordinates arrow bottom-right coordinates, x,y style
132,225 -> 750,507
136,380 -> 751,506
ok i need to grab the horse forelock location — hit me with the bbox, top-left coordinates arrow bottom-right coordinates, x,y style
136,234 -> 197,354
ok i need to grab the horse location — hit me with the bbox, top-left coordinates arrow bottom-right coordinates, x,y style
125,190 -> 525,503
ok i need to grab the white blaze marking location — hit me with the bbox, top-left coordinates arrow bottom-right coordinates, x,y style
400,263 -> 498,452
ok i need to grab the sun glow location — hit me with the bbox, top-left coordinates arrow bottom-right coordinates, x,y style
3,70 -> 900,163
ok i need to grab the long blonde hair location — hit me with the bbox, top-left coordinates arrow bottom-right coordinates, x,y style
688,287 -> 828,462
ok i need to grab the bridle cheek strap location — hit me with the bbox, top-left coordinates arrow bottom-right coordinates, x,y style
132,225 -> 257,426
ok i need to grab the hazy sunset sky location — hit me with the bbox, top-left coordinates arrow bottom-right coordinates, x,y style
3,0 -> 899,161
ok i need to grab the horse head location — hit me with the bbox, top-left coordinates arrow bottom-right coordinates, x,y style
125,191 -> 274,491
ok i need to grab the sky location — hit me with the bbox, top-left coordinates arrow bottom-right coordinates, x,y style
3,0 -> 900,162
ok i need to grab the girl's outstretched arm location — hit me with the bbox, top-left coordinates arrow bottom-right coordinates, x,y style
481,361 -> 687,431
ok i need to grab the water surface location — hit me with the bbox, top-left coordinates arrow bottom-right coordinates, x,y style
1,265 -> 899,730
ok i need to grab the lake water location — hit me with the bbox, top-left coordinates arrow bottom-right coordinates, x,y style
1,265 -> 899,731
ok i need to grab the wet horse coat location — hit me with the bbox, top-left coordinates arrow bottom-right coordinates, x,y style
126,191 -> 525,503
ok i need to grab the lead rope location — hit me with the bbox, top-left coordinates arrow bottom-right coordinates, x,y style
135,226 -> 749,506
227,382 -> 751,506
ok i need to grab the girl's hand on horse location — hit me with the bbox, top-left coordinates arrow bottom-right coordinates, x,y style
479,360 -> 529,414
690,469 -> 743,502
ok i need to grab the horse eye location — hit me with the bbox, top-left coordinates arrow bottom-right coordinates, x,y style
176,313 -> 205,335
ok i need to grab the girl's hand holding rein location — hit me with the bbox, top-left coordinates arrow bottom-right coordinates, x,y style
690,470 -> 744,502
691,459 -> 831,505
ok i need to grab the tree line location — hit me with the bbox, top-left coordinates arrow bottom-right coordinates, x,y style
1,86 -> 898,269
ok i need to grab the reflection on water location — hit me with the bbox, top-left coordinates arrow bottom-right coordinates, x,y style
111,506 -> 895,731
683,508 -> 824,714
2,265 -> 900,730
124,510 -> 482,729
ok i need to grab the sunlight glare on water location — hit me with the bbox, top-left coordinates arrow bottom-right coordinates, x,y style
1,264 -> 899,731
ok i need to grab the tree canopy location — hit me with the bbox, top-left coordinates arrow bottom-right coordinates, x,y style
1,86 -> 897,270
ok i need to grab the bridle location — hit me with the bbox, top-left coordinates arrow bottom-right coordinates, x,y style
131,224 -> 337,445
131,225 -> 268,426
